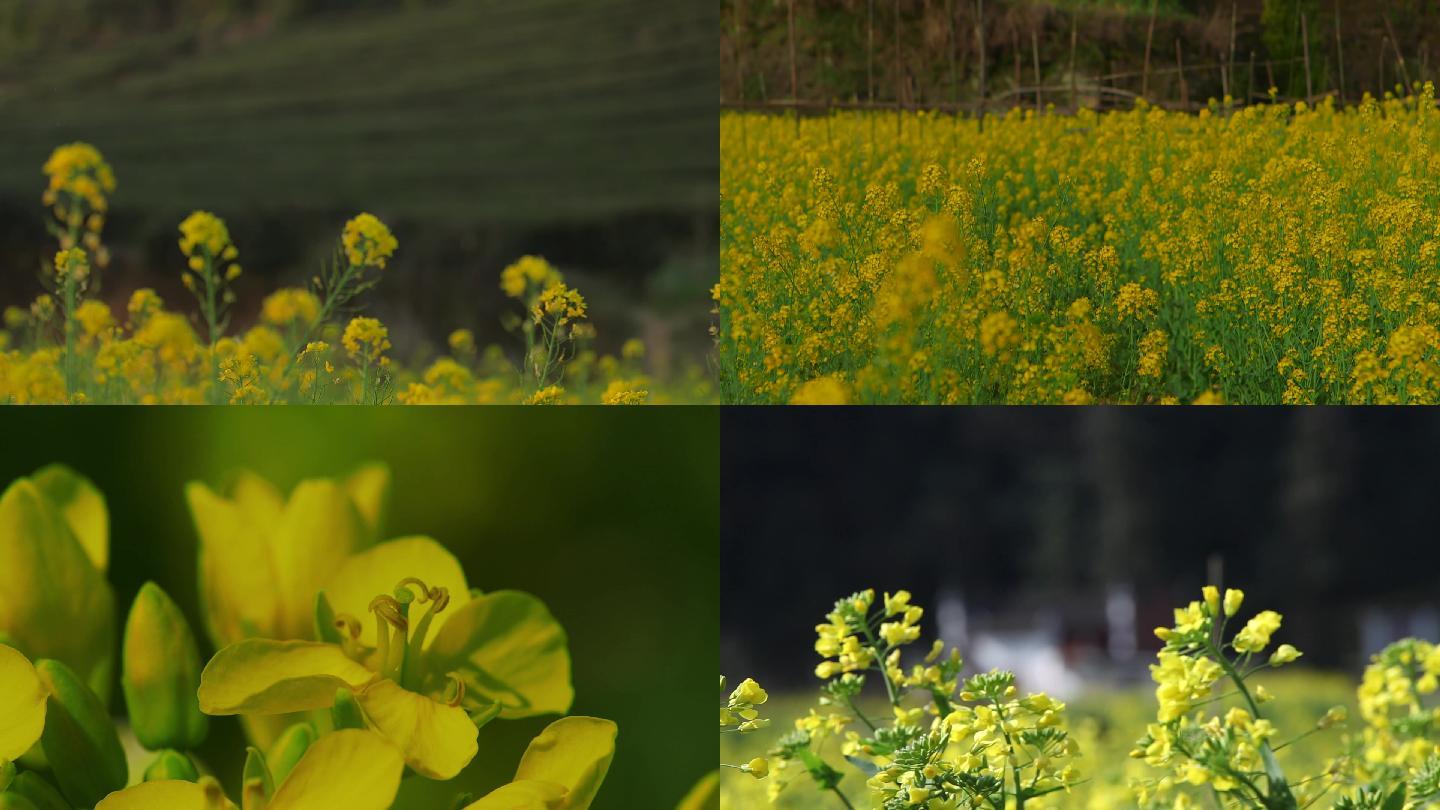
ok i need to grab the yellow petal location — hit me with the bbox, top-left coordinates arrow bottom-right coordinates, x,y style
343,463 -> 390,538
463,781 -> 568,810
675,772 -> 719,810
0,645 -> 46,760
324,536 -> 470,650
198,640 -> 375,715
269,481 -> 372,640
269,729 -> 403,810
513,717 -> 617,810
95,779 -> 238,810
0,479 -> 116,701
228,470 -> 284,533
30,464 -> 108,573
425,591 -> 571,719
186,481 -> 281,646
355,678 -> 477,780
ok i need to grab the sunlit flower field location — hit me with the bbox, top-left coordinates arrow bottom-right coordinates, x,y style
719,87 -> 1440,404
1,143 -> 715,405
721,587 -> 1440,810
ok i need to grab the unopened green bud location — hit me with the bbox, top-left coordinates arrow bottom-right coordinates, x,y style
36,658 -> 127,808
332,688 -> 365,730
265,723 -> 316,785
144,749 -> 201,782
243,747 -> 273,798
1318,706 -> 1348,729
7,772 -> 69,810
122,582 -> 208,751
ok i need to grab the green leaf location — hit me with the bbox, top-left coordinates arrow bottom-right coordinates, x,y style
314,592 -> 342,646
36,658 -> 127,808
1382,784 -> 1406,810
1259,743 -> 1298,809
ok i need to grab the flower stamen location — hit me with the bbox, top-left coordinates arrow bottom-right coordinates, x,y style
369,595 -> 408,632
445,672 -> 466,707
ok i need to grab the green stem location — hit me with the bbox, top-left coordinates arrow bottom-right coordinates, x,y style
857,619 -> 899,706
827,786 -> 856,810
62,274 -> 77,398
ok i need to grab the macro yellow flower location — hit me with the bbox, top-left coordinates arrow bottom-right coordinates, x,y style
0,466 -> 115,702
675,772 -> 718,810
463,716 -> 616,810
197,536 -> 573,779
94,729 -> 404,810
185,465 -> 387,747
186,465 -> 387,647
0,644 -> 47,761
342,213 -> 398,269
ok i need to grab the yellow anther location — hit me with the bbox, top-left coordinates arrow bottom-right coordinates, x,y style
395,577 -> 451,612
333,613 -> 362,639
369,595 -> 408,630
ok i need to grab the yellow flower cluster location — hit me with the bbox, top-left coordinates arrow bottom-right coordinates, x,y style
534,282 -> 588,326
177,210 -> 237,262
341,316 -> 391,363
1341,638 -> 1440,790
261,288 -> 321,328
0,145 -> 713,404
720,84 -> 1440,403
42,142 -> 115,215
341,212 -> 399,268
749,588 -> 1078,809
1133,586 -> 1348,809
53,247 -> 90,286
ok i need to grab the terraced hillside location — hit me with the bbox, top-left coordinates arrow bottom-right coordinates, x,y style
0,0 -> 717,223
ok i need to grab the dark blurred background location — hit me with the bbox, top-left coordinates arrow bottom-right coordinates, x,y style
724,0 -> 1440,113
0,0 -> 717,373
0,407 -> 718,808
723,408 -> 1440,697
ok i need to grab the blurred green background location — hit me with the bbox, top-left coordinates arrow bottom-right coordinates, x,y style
0,406 -> 719,808
0,0 -> 718,373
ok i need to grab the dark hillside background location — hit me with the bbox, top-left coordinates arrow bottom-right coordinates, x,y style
0,0 -> 717,369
